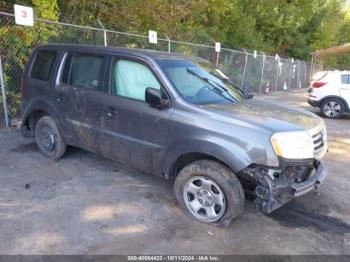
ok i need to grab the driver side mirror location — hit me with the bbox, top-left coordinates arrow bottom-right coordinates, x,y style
145,87 -> 169,109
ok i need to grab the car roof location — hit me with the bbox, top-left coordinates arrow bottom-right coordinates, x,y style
36,44 -> 211,64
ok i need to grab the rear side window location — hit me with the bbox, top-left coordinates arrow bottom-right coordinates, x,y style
62,53 -> 104,89
341,74 -> 350,84
30,50 -> 57,81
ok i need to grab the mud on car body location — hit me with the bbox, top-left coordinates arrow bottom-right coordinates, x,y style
21,44 -> 328,227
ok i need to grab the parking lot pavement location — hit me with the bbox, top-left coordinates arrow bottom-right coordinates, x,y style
0,89 -> 349,255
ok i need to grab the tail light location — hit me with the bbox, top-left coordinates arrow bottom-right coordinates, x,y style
312,81 -> 327,88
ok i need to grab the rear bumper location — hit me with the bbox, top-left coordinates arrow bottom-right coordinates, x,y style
241,160 -> 327,214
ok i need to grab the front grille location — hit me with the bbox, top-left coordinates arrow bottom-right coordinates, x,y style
312,131 -> 325,157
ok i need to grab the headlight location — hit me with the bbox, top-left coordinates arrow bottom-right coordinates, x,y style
271,131 -> 314,159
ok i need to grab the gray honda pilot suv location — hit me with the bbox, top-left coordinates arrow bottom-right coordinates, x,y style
21,45 -> 327,227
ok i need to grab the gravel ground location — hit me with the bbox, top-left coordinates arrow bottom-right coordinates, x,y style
0,90 -> 349,255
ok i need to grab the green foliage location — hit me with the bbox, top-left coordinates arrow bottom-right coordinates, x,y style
0,0 -> 59,119
55,0 -> 350,68
32,0 -> 58,20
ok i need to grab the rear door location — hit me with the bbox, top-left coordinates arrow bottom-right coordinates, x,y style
99,56 -> 173,174
340,74 -> 350,106
54,51 -> 107,152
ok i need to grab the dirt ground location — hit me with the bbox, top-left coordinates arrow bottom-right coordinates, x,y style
0,90 -> 349,255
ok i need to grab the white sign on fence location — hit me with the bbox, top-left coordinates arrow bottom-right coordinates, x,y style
215,42 -> 221,52
14,5 -> 34,26
148,30 -> 157,44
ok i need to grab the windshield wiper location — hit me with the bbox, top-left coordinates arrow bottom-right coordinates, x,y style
186,68 -> 236,103
209,70 -> 249,98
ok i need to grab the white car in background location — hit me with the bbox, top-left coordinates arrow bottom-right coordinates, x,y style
308,70 -> 350,118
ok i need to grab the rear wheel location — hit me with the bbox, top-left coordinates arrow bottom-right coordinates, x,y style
34,116 -> 66,160
174,160 -> 244,227
321,98 -> 345,118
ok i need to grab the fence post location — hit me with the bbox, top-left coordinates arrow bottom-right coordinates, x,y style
297,60 -> 300,88
304,62 -> 307,88
216,51 -> 220,68
165,35 -> 171,53
275,55 -> 279,91
240,49 -> 248,90
288,59 -> 293,90
97,20 -> 107,46
259,52 -> 265,93
104,30 -> 107,46
309,55 -> 314,80
0,54 -> 9,128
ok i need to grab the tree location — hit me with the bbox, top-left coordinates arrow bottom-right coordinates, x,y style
55,0 -> 348,65
0,0 -> 59,118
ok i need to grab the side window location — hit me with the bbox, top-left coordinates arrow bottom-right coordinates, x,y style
62,53 -> 104,89
110,59 -> 160,101
30,50 -> 57,81
341,74 -> 350,84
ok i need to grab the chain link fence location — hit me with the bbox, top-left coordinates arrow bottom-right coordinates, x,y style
0,10 -> 316,128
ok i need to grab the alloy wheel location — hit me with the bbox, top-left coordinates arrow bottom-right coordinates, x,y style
323,101 -> 342,118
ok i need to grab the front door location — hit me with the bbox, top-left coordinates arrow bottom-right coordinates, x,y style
99,57 -> 172,174
340,74 -> 350,106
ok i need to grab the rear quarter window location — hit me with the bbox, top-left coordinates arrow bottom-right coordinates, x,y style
30,50 -> 57,81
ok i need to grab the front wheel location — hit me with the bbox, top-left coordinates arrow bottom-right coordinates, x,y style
174,160 -> 245,227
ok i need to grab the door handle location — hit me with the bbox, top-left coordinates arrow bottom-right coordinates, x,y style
56,94 -> 64,102
103,107 -> 118,117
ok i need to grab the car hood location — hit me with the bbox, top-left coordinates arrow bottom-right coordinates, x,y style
200,97 -> 322,132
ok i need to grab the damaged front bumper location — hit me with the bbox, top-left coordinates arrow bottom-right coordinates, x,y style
240,160 -> 327,213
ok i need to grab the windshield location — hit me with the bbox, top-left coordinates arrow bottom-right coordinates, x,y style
157,59 -> 244,105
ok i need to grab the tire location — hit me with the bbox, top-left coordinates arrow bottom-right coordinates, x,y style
34,116 -> 66,160
320,98 -> 345,119
174,160 -> 245,227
